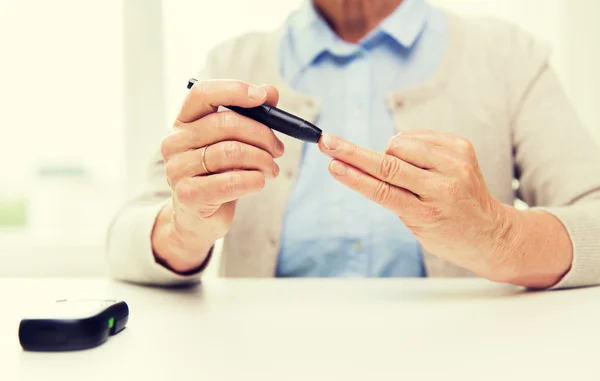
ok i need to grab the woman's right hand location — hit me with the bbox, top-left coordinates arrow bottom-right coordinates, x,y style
151,79 -> 285,273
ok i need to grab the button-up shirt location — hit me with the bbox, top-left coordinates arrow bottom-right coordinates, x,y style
276,0 -> 448,277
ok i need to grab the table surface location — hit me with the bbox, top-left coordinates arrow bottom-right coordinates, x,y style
1,278 -> 599,381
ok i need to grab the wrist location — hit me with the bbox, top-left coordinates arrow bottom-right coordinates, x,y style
151,203 -> 215,273
483,204 -> 573,288
482,203 -> 521,282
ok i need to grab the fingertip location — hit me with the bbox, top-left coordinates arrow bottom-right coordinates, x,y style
327,159 -> 334,173
260,84 -> 278,94
248,85 -> 268,103
260,84 -> 280,106
318,137 -> 325,151
317,136 -> 328,153
328,159 -> 348,176
318,133 -> 340,153
274,139 -> 285,157
256,170 -> 267,189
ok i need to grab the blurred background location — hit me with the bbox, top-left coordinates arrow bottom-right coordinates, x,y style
0,0 -> 599,277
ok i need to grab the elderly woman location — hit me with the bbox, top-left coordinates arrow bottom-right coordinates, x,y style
106,0 -> 600,289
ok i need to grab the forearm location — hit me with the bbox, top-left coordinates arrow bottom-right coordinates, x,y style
492,205 -> 573,289
151,202 -> 215,274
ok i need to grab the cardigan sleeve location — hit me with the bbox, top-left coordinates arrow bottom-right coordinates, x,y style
104,64 -> 216,286
508,27 -> 600,289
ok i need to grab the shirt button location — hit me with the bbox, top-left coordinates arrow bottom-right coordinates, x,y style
353,241 -> 362,250
286,170 -> 295,179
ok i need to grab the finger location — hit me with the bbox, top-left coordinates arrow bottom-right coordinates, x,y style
261,84 -> 280,107
166,141 -> 279,185
319,133 -> 431,195
162,110 -> 285,160
384,137 -> 458,172
397,129 -> 462,147
204,141 -> 279,178
327,159 -> 419,216
174,170 -> 266,207
178,80 -> 274,123
397,130 -> 475,159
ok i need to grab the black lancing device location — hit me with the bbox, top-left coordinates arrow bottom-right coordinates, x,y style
187,78 -> 322,143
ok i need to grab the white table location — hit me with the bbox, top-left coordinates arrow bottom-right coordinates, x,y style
1,278 -> 599,381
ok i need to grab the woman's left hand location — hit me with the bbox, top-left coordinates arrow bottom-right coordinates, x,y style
319,130 -> 514,280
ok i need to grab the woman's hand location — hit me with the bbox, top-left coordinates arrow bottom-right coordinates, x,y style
152,80 -> 284,273
318,130 -> 515,280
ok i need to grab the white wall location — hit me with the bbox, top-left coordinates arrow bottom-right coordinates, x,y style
162,0 -> 303,131
0,0 -> 125,277
0,0 -> 125,187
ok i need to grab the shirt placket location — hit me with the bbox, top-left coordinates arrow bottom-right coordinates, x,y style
344,47 -> 372,275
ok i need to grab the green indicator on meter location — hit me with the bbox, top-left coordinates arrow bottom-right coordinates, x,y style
108,317 -> 115,329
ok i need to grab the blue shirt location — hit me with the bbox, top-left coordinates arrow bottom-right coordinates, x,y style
276,0 -> 448,277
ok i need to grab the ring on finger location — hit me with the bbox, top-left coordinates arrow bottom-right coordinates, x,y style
201,145 -> 212,175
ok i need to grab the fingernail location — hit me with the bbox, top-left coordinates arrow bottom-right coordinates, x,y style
329,160 -> 347,176
275,139 -> 285,155
322,134 -> 340,150
248,86 -> 267,101
273,163 -> 280,177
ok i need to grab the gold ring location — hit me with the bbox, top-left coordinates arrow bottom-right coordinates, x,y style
201,145 -> 212,175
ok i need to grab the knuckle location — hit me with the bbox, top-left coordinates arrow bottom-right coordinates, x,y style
455,160 -> 472,178
164,157 -> 179,183
223,173 -> 241,194
256,151 -> 272,167
444,178 -> 461,196
419,140 -> 433,156
214,110 -> 241,130
456,137 -> 474,155
190,80 -> 208,100
222,141 -> 244,159
160,134 -> 178,160
259,127 -> 277,152
456,137 -> 469,147
348,144 -> 359,158
220,172 -> 266,197
384,135 -> 401,154
174,180 -> 197,203
227,80 -> 246,95
373,181 -> 392,205
172,118 -> 185,129
377,155 -> 401,181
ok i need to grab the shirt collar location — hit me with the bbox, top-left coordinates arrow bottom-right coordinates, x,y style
287,0 -> 431,69
378,0 -> 430,48
287,0 -> 339,69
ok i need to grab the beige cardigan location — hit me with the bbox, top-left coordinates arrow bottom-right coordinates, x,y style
106,11 -> 600,289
